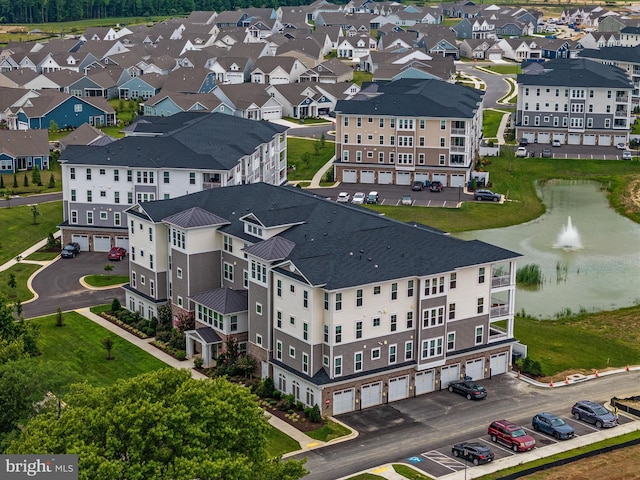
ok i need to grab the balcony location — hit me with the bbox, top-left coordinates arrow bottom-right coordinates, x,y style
450,145 -> 466,153
488,323 -> 508,342
203,182 -> 221,190
451,128 -> 465,135
491,273 -> 511,288
616,95 -> 629,103
615,109 -> 628,118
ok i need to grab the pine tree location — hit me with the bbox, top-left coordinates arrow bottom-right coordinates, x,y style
12,173 -> 18,188
0,175 -> 4,189
23,173 -> 29,187
48,173 -> 55,188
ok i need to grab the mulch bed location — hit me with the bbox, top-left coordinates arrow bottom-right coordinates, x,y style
264,404 -> 322,433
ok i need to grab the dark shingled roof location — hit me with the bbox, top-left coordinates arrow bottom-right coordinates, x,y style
139,183 -> 520,290
517,57 -> 633,88
243,236 -> 296,261
334,78 -> 483,118
190,288 -> 248,314
193,327 -> 223,344
163,207 -> 229,228
579,46 -> 640,63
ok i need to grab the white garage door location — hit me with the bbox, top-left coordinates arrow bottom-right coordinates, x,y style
614,135 -> 627,146
396,171 -> 411,185
378,171 -> 393,184
598,135 -> 611,146
465,358 -> 485,380
552,133 -> 565,144
450,174 -> 465,188
440,364 -> 460,387
415,370 -> 435,395
568,133 -> 581,145
342,170 -> 357,183
488,52 -> 502,61
93,235 -> 111,252
361,382 -> 382,409
537,132 -> 550,144
388,376 -> 409,402
432,173 -> 448,186
414,173 -> 429,185
583,134 -> 596,145
115,236 -> 129,250
332,388 -> 355,415
490,352 -> 508,375
522,132 -> 535,143
262,109 -> 281,120
71,234 -> 89,251
361,170 -> 375,184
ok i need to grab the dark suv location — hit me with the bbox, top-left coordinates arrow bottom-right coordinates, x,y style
60,242 -> 81,258
429,181 -> 443,192
571,401 -> 618,428
488,420 -> 536,452
411,180 -> 424,191
474,190 -> 501,202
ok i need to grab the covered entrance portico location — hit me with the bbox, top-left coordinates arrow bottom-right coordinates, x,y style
185,327 -> 223,367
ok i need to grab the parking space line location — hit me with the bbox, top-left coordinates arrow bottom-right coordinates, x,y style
420,451 -> 465,472
483,438 -> 517,454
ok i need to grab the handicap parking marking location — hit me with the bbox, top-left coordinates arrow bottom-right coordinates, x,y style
421,450 -> 466,472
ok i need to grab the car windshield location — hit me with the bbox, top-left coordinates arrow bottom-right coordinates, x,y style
511,428 -> 526,437
472,384 -> 484,391
550,418 -> 565,427
63,245 -> 74,250
593,406 -> 609,416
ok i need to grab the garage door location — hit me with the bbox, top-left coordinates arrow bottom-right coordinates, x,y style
568,133 -> 581,145
583,134 -> 596,145
361,170 -> 375,184
440,364 -> 460,388
432,173 -> 448,186
115,236 -> 129,250
522,132 -> 535,143
93,235 -> 111,252
342,169 -> 357,183
332,388 -> 355,415
361,382 -> 382,409
415,370 -> 435,395
552,133 -> 565,144
388,376 -> 409,402
465,358 -> 485,380
414,173 -> 429,185
537,132 -> 550,144
614,135 -> 627,146
450,174 -> 465,188
598,135 -> 611,146
488,52 -> 502,61
71,234 -> 89,251
490,352 -> 508,375
262,109 -> 281,120
396,171 -> 411,185
378,171 -> 393,184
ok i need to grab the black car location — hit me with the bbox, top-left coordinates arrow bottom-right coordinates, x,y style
448,380 -> 487,400
429,181 -> 443,192
519,138 -> 529,146
411,180 -> 424,191
571,400 -> 618,428
474,189 -> 501,202
60,242 -> 81,258
532,413 -> 575,440
451,442 -> 494,465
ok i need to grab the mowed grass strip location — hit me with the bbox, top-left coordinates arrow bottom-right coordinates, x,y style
287,138 -> 335,181
0,263 -> 42,303
483,109 -> 509,138
84,274 -> 129,287
31,311 -> 168,387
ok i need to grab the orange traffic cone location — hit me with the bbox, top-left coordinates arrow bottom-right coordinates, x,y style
565,377 -> 569,385
627,365 -> 630,371
595,370 -> 599,378
549,381 -> 554,387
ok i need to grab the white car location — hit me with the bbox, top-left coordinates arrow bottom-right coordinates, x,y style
552,140 -> 562,147
336,192 -> 350,203
617,143 -> 627,150
516,147 -> 528,157
623,150 -> 632,160
351,192 -> 366,204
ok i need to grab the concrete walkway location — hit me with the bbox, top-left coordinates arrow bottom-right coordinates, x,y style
0,230 -> 60,273
309,155 -> 336,187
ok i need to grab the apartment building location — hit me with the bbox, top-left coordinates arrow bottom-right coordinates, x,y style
579,47 -> 640,105
58,112 -> 288,251
333,78 -> 484,188
124,183 -> 520,416
516,58 -> 633,146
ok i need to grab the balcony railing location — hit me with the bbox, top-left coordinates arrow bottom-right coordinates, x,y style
451,128 -> 465,135
491,274 -> 511,288
488,324 -> 507,340
615,110 -> 628,117
616,95 -> 629,103
203,182 -> 221,189
450,145 -> 466,153
490,302 -> 509,318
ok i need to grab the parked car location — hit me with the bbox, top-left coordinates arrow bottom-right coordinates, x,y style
366,191 -> 379,204
519,138 -> 529,146
516,147 -> 528,157
617,142 -> 627,150
351,192 -> 366,204
571,400 -> 618,428
451,442 -> 494,465
448,380 -> 487,400
532,413 -> 575,440
60,242 -> 81,258
552,139 -> 562,147
429,181 -> 443,192
411,180 -> 424,191
623,150 -> 632,160
542,148 -> 552,158
336,192 -> 351,203
401,194 -> 412,206
108,246 -> 127,261
474,190 -> 501,202
488,420 -> 536,452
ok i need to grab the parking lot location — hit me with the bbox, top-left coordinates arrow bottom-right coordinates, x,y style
514,143 -> 634,161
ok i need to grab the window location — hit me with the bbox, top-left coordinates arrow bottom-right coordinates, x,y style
421,337 -> 443,359
99,211 -> 108,220
371,348 -> 381,360
302,290 -> 309,308
290,284 -> 295,294
335,293 -> 342,310
303,322 -> 308,341
130,220 -> 135,234
74,104 -> 82,112
478,267 -> 486,284
131,271 -> 136,288
303,353 -> 309,373
114,191 -> 120,204
276,279 -> 282,297
148,228 -> 153,242
449,303 -> 456,320
373,286 -> 381,295
450,273 -> 457,289
440,137 -> 445,147
405,341 -> 413,360
422,307 -> 444,328
475,326 -> 484,345
114,213 -> 121,226
127,170 -> 132,182
223,262 -> 234,281
424,277 -> 445,296
378,152 -> 384,163
149,254 -> 153,269
343,116 -> 349,127
86,168 -> 92,180
324,292 -> 329,310
163,171 -> 170,184
128,192 -> 133,204
407,280 -> 414,297
70,211 -> 77,223
373,317 -> 380,327
354,352 -> 363,372
176,267 -> 182,279
230,316 -> 237,332
87,190 -> 92,202
419,136 -> 425,146
223,235 -> 233,252
289,316 -> 295,326
390,315 -> 397,332
87,211 -> 93,225
289,346 -> 295,359
150,280 -> 155,297
379,118 -> 384,128
406,311 -> 413,329
356,321 -> 362,339
390,118 -> 395,128
100,190 -> 106,198
335,325 -> 342,343
256,334 -> 263,346
189,172 -> 195,185
477,297 -> 484,314
256,303 -> 262,315
140,275 -> 145,286
276,311 -> 282,328
334,357 -> 342,376
389,345 -> 397,364
250,260 -> 267,284
391,283 -> 397,300
70,167 -> 75,179
177,296 -> 183,307
324,325 -> 329,343
356,117 -> 361,127
276,341 -> 282,360
71,189 -> 76,201
356,289 -> 363,307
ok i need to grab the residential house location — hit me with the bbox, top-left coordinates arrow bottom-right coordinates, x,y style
250,56 -> 308,85
212,83 -> 283,120
619,26 -> 640,47
334,77 -> 484,187
516,58 -> 632,146
122,181 -> 520,417
161,68 -> 218,94
299,58 -> 354,84
118,73 -> 165,100
0,129 -> 49,172
57,123 -> 117,152
266,81 -> 359,118
579,46 -> 640,104
58,112 -> 288,252
142,92 -> 231,116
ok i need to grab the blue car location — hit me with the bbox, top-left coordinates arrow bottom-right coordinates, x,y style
532,413 -> 575,440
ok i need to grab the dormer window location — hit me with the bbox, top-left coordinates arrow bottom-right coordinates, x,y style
244,222 -> 264,238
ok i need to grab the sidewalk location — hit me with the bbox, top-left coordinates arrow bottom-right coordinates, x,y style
0,230 -> 60,273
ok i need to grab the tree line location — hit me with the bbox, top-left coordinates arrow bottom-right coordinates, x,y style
0,0 -> 324,24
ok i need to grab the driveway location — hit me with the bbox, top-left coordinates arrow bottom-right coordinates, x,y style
1,192 -> 62,209
23,252 -> 127,318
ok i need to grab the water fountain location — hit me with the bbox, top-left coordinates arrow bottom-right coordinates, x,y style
554,216 -> 582,250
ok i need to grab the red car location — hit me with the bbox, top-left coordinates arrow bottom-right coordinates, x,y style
488,420 -> 536,452
108,247 -> 127,261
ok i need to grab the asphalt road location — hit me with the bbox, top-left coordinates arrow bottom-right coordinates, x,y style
23,252 -> 127,318
297,372 -> 640,479
456,62 -> 511,108
1,192 -> 62,208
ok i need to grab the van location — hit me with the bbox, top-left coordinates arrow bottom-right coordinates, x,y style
366,191 -> 379,204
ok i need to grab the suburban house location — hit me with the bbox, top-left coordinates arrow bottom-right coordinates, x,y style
58,112 -> 288,252
0,129 -> 49,172
123,182 -> 520,416
333,77 -> 484,188
141,92 -> 231,116
516,58 -> 633,146
579,46 -> 640,105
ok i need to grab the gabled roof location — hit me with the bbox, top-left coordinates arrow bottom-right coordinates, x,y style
19,90 -> 114,117
163,206 -> 229,228
58,123 -> 116,150
190,288 -> 248,315
0,129 -> 48,156
244,236 -> 296,261
145,91 -> 224,111
579,46 -> 640,63
162,67 -> 215,93
517,57 -> 633,88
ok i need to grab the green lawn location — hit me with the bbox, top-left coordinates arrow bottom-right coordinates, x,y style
306,419 -> 351,442
265,424 -> 302,457
25,251 -> 60,261
1,263 -> 41,304
283,117 -> 331,125
31,311 -> 169,387
393,464 -> 433,480
14,16 -> 176,35
353,71 -> 373,86
483,109 -> 509,138
0,160 -> 62,195
481,64 -> 522,75
0,201 -> 63,264
84,274 -> 129,287
287,138 -> 335,181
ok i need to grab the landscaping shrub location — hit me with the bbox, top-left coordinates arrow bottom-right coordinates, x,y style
111,298 -> 121,312
193,357 -> 204,369
256,377 -> 276,398
305,404 -> 322,423
519,356 -> 544,377
278,394 -> 296,411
